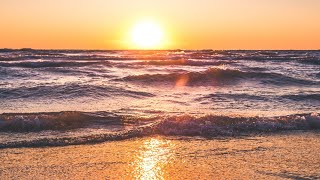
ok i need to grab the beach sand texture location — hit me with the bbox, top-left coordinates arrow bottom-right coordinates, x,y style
1,132 -> 320,179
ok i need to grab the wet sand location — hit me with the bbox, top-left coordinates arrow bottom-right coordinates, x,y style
1,131 -> 320,179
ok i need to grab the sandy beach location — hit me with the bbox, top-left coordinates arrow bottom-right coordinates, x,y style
2,0 -> 320,179
1,131 -> 319,179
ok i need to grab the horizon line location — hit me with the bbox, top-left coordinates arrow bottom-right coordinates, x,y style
1,48 -> 320,51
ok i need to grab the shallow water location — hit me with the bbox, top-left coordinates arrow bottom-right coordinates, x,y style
0,49 -> 319,147
1,132 -> 320,179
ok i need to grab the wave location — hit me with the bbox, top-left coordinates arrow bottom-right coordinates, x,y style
0,84 -> 155,99
1,49 -> 318,59
0,54 -> 130,62
299,58 -> 320,65
0,111 -> 122,132
282,94 -> 320,101
224,50 -> 320,62
0,112 -> 319,148
0,61 -> 107,68
132,59 -> 232,66
196,93 -> 267,102
119,68 -> 316,86
156,113 -> 320,136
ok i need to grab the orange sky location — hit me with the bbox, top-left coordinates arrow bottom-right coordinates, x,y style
1,0 -> 320,50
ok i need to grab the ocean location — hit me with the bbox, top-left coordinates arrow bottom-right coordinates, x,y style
0,49 -> 319,148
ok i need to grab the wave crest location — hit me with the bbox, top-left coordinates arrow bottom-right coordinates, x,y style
0,112 -> 319,148
156,114 -> 320,136
0,112 -> 122,132
0,84 -> 155,100
119,68 -> 315,86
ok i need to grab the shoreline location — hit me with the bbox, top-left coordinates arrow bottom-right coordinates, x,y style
1,131 -> 320,179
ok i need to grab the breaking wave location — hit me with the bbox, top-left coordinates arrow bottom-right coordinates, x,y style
0,111 -> 122,132
0,112 -> 319,148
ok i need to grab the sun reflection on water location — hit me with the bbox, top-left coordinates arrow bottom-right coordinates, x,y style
133,137 -> 174,180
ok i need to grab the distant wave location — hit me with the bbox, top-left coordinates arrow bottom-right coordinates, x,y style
196,93 -> 267,102
282,94 -> 320,101
224,50 -> 320,64
0,112 -> 319,148
1,49 -> 319,67
0,54 -> 131,62
0,61 -> 105,68
0,84 -> 155,99
131,59 -> 233,66
119,68 -> 316,86
299,58 -> 320,65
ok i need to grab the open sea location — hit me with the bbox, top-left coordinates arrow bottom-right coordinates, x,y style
0,49 -> 319,148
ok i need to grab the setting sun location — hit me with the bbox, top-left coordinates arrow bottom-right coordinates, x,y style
131,20 -> 163,49
1,1 -> 320,179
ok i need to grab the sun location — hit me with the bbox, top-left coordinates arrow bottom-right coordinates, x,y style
131,20 -> 163,49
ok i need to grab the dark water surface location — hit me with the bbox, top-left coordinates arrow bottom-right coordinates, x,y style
0,49 -> 319,147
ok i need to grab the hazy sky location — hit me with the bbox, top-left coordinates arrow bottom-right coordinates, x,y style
1,0 -> 320,49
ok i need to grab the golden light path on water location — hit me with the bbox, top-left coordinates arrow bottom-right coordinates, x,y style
132,138 -> 174,180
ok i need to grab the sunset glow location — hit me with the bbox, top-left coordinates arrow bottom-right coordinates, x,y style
1,1 -> 320,179
1,0 -> 320,49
